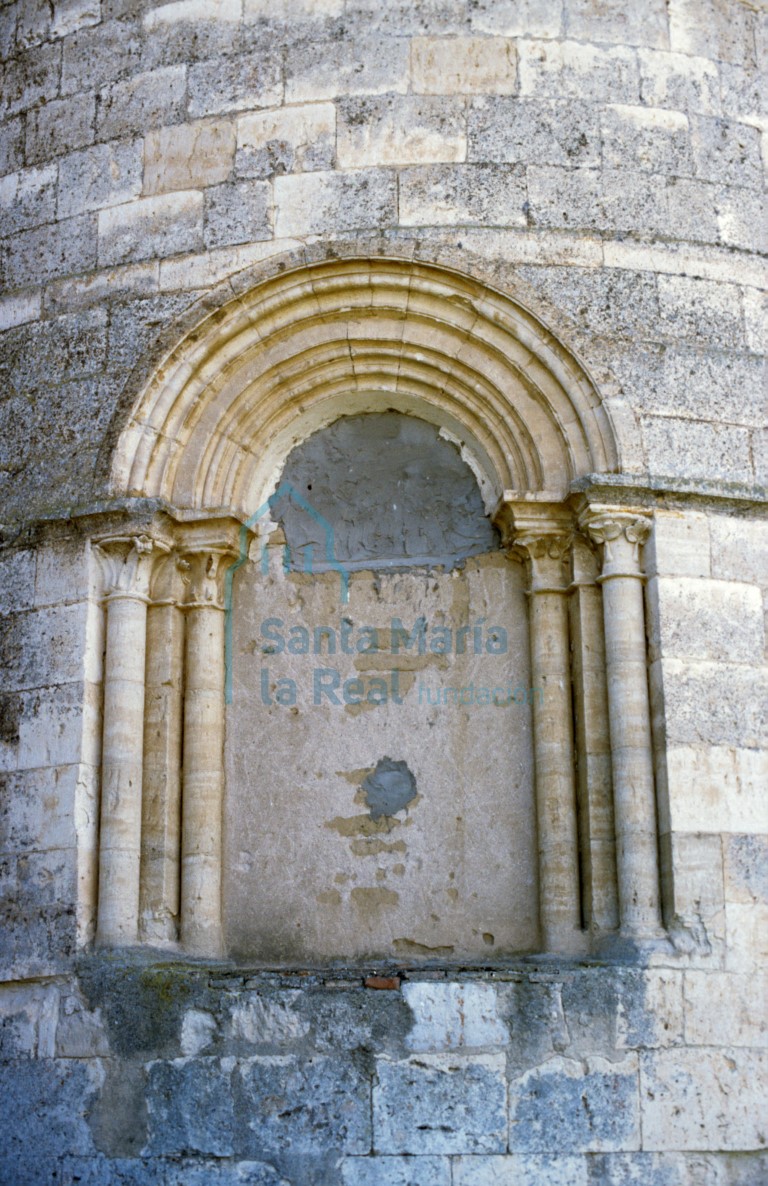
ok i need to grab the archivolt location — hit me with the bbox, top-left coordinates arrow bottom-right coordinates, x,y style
111,257 -> 618,515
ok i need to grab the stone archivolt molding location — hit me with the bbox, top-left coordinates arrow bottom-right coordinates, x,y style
111,258 -> 618,517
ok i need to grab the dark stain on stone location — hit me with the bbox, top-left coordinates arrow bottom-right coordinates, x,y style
362,757 -> 417,820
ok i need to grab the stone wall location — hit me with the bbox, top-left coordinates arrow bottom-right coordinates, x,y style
1,0 -> 766,1183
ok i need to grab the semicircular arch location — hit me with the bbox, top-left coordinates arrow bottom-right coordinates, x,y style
111,256 -> 619,515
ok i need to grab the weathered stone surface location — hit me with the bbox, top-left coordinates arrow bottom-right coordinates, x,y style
235,1055 -> 371,1155
453,1155 -> 588,1186
374,1054 -> 507,1154
664,745 -> 768,835
669,0 -> 759,68
610,347 -> 766,426
640,1048 -> 768,1151
0,115 -> 25,175
145,1058 -> 235,1157
567,0 -> 668,49
468,97 -> 599,167
274,169 -> 396,236
638,48 -> 720,115
684,971 -> 768,1048
648,577 -> 764,664
709,516 -> 768,588
285,37 -> 410,102
0,981 -> 58,1058
144,119 -> 236,196
469,0 -> 563,39
2,44 -> 61,116
411,36 -> 518,96
236,104 -> 335,178
0,164 -> 57,235
657,275 -> 745,350
509,1055 -> 641,1153
527,165 -> 667,236
0,214 -> 97,289
97,66 -> 187,141
26,93 -> 96,164
518,40 -> 639,103
60,19 -> 143,95
404,982 -> 508,1051
341,1156 -> 451,1185
338,95 -> 466,168
58,142 -> 144,219
188,53 -> 283,118
98,192 -> 204,266
641,418 -> 754,485
645,511 -> 711,579
203,179 -> 271,249
0,1057 -> 100,1168
601,105 -> 692,175
690,115 -> 764,189
226,992 -> 310,1048
400,162 -> 527,226
724,835 -> 768,906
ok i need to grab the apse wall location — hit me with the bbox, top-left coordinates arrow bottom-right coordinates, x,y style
0,2 -> 766,1184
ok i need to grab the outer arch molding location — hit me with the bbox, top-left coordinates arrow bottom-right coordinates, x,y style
111,256 -> 619,515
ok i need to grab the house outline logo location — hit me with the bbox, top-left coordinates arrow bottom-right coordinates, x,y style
224,482 -> 350,704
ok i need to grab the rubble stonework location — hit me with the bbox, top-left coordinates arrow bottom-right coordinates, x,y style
0,1 -> 766,1183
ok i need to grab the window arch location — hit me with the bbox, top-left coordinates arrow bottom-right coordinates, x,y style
89,257 -> 662,961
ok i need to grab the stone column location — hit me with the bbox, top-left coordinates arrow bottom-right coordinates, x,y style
496,502 -> 583,954
139,551 -> 188,944
582,508 -> 662,939
95,535 -> 165,946
568,536 -> 618,934
179,540 -> 236,956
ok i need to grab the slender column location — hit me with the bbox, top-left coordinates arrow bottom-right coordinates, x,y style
139,552 -> 188,944
179,545 -> 234,956
582,508 -> 662,939
95,536 -> 165,945
496,501 -> 584,955
569,537 -> 619,934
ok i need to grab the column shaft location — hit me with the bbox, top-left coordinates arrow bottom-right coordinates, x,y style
140,601 -> 185,943
181,601 -> 226,955
602,571 -> 661,934
585,511 -> 662,939
529,587 -> 582,950
97,592 -> 148,945
569,551 -> 618,934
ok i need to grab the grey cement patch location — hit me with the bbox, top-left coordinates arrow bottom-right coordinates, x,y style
277,412 -> 500,571
362,758 -> 417,820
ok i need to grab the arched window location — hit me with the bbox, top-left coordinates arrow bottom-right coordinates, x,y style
88,257 -> 663,962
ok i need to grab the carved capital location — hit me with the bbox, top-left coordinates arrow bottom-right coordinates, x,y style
181,549 -> 236,611
149,551 -> 190,606
493,498 -> 574,593
514,530 -> 572,592
580,508 -> 652,580
95,535 -> 170,602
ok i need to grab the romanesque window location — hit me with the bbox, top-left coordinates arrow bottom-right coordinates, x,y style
87,258 -> 663,962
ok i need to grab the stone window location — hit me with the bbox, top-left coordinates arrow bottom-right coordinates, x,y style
85,258 -> 663,963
